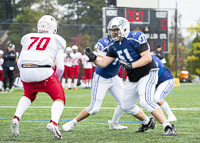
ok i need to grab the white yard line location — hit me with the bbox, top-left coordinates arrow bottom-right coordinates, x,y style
0,106 -> 200,111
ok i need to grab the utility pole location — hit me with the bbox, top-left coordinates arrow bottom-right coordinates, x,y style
175,2 -> 178,78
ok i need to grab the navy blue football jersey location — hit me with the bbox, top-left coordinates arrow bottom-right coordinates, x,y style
107,31 -> 157,82
95,38 -> 121,78
152,55 -> 173,85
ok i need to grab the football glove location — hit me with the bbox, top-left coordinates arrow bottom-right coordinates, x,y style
84,47 -> 97,62
119,60 -> 132,69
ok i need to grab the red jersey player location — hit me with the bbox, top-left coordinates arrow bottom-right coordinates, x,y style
62,47 -> 73,89
10,15 -> 66,139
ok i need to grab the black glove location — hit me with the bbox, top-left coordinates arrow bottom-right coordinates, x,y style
84,47 -> 97,62
119,60 -> 132,69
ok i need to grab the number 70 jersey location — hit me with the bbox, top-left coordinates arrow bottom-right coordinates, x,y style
20,33 -> 66,66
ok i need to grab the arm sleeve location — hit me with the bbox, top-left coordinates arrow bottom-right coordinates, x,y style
7,52 -> 16,60
55,49 -> 64,80
136,43 -> 149,54
2,52 -> 8,60
106,51 -> 117,58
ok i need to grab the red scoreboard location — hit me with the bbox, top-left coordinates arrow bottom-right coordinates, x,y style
103,7 -> 168,52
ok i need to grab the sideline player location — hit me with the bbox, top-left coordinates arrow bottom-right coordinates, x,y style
10,15 -> 66,139
118,65 -> 127,81
84,17 -> 177,136
81,53 -> 93,89
62,37 -> 128,131
0,50 -> 4,91
152,55 -> 177,121
62,47 -> 73,89
70,45 -> 82,90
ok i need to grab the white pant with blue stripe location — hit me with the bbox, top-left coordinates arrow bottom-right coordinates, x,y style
86,73 -> 124,116
154,79 -> 174,103
121,68 -> 159,115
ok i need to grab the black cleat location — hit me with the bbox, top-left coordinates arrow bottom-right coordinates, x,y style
135,116 -> 156,132
162,124 -> 177,136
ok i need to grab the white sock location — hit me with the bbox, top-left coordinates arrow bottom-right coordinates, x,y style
89,82 -> 92,87
73,118 -> 78,124
62,78 -> 66,88
142,117 -> 150,125
160,101 -> 173,116
51,101 -> 64,124
68,78 -> 72,88
162,120 -> 171,129
15,96 -> 31,119
74,79 -> 78,87
0,81 -> 2,89
86,82 -> 88,87
112,105 -> 124,123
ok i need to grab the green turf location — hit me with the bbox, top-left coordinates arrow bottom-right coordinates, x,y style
0,83 -> 200,143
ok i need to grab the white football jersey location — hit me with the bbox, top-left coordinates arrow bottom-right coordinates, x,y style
0,58 -> 3,70
64,53 -> 73,67
20,33 -> 66,66
71,52 -> 82,66
81,55 -> 92,69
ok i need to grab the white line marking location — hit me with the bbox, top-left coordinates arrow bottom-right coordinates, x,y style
0,106 -> 200,111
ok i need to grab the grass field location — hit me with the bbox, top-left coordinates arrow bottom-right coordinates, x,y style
0,83 -> 200,143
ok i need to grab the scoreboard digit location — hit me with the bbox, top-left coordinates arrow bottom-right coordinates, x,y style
103,7 -> 168,52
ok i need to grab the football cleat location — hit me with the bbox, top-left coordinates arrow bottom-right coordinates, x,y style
162,124 -> 177,136
46,122 -> 63,139
65,87 -> 72,90
108,120 -> 128,130
168,114 -> 177,122
10,118 -> 19,138
62,120 -> 77,132
74,87 -> 78,90
135,116 -> 156,132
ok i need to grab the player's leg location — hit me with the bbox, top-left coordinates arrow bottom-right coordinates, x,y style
73,65 -> 79,90
154,79 -> 177,121
11,81 -> 37,138
108,76 -> 127,130
88,68 -> 92,88
45,74 -> 65,139
62,66 -> 67,88
62,74 -> 110,131
138,69 -> 177,136
8,69 -> 14,92
84,69 -> 88,88
122,78 -> 156,132
2,68 -> 8,92
0,70 -> 3,91
66,66 -> 73,90
118,66 -> 123,81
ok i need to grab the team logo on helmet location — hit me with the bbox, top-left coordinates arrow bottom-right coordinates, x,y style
118,20 -> 126,26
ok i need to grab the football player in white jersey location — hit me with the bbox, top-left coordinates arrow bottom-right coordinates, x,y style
62,47 -> 73,89
10,15 -> 66,139
81,53 -> 93,88
70,45 -> 82,90
0,50 -> 4,90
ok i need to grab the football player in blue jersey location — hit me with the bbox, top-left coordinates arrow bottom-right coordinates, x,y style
84,17 -> 177,136
152,55 -> 177,122
62,37 -> 128,131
